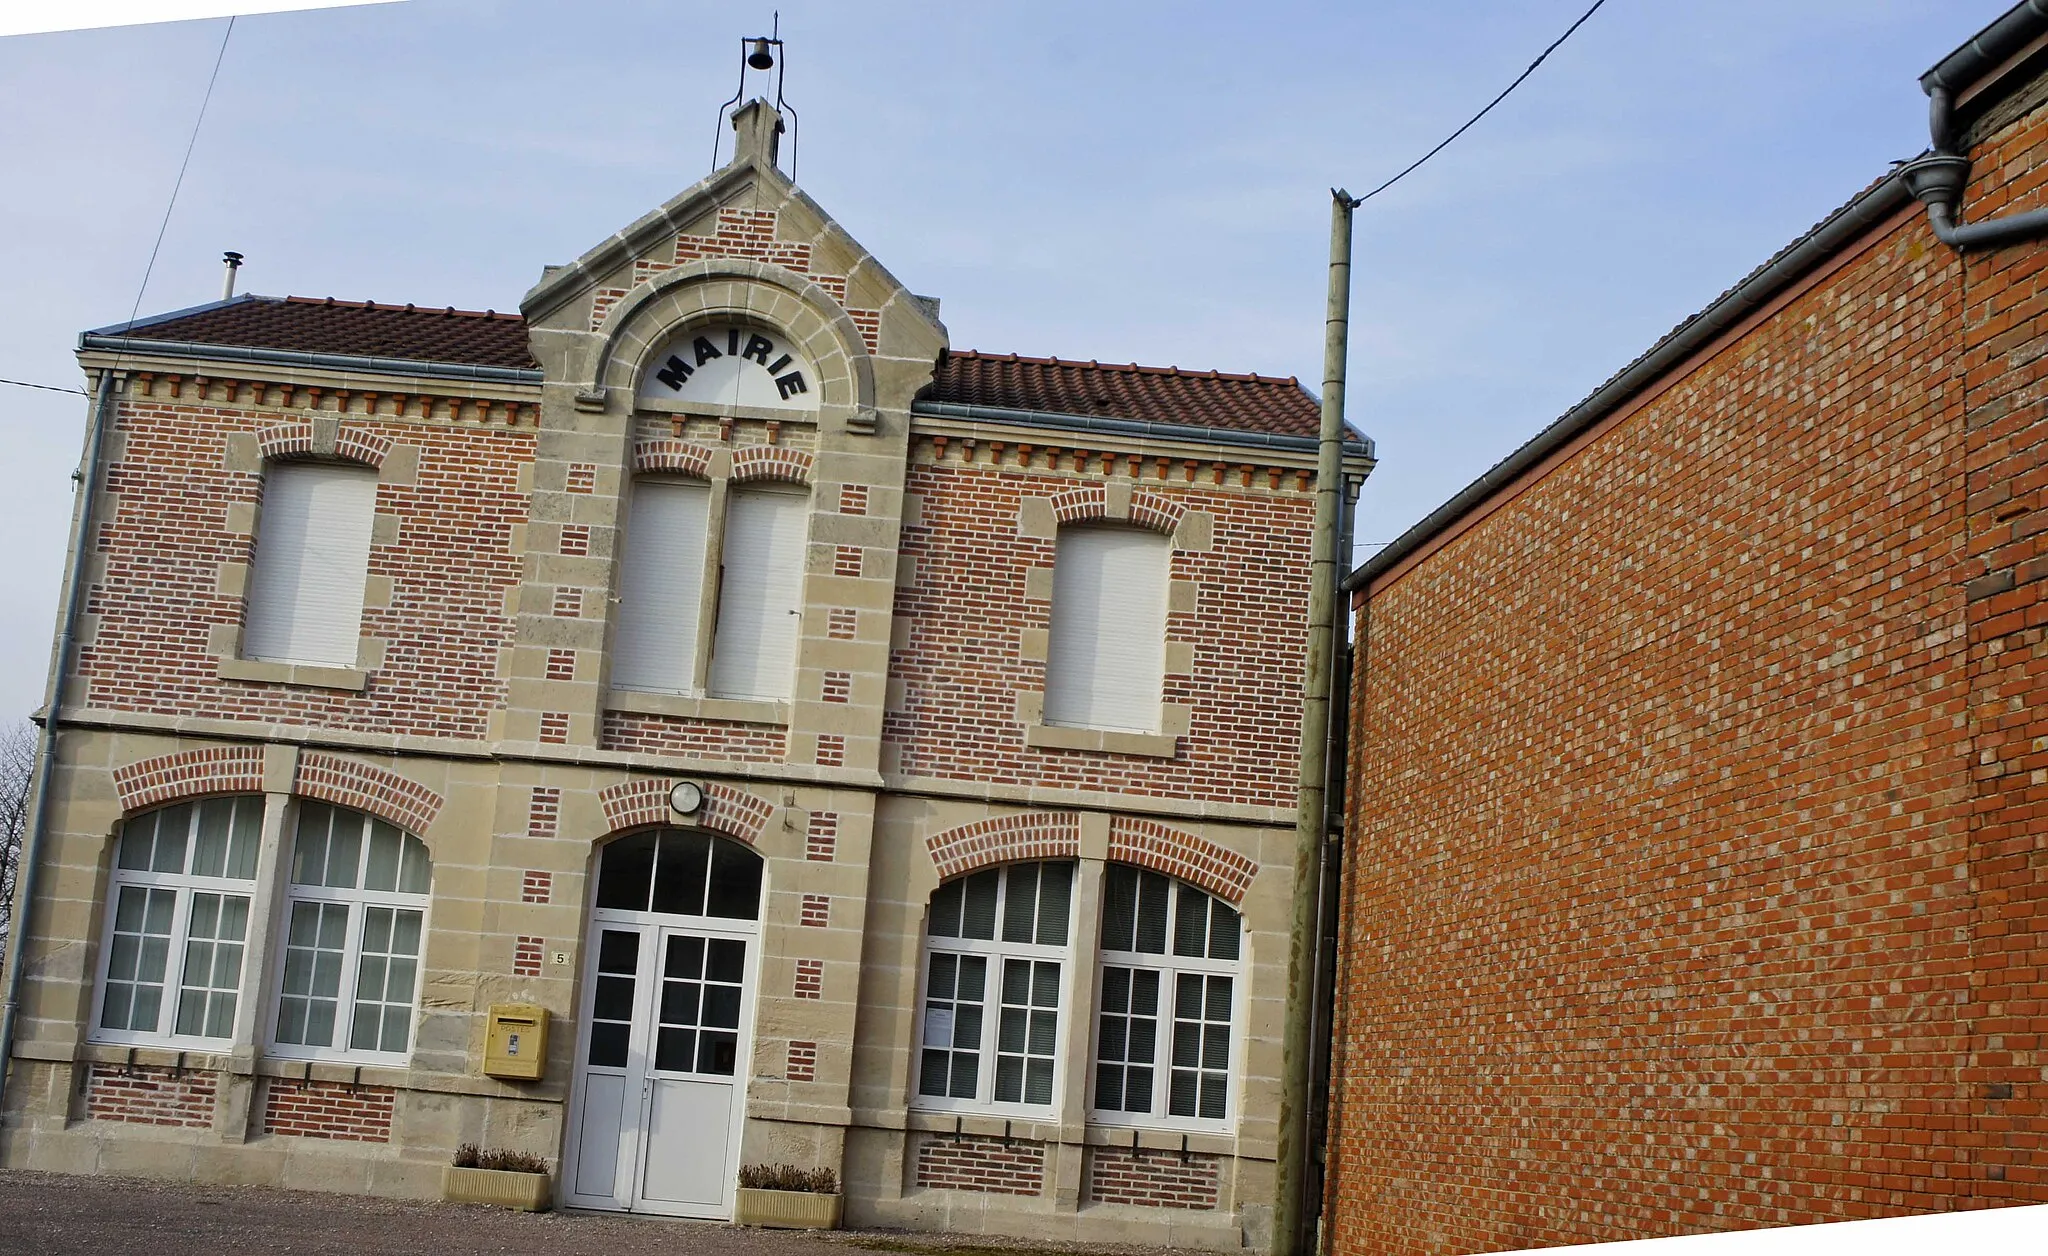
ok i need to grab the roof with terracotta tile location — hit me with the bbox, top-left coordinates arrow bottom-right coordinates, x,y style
90,295 -> 1341,440
96,294 -> 538,369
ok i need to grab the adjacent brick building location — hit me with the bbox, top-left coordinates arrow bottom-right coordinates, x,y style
1328,7 -> 2048,1252
0,97 -> 1369,1247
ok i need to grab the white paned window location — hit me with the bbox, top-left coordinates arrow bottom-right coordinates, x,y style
915,861 -> 1074,1113
242,461 -> 378,668
1044,525 -> 1170,733
708,486 -> 808,701
93,797 -> 262,1046
271,801 -> 432,1061
611,479 -> 712,694
1092,864 -> 1242,1127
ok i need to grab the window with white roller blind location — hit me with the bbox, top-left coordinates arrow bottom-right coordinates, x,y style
611,480 -> 712,694
708,487 -> 809,701
1044,525 -> 1170,733
242,462 -> 379,669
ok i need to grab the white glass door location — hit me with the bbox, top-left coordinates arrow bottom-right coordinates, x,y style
563,830 -> 763,1219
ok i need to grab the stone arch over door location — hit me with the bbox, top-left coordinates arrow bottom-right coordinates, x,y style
595,778 -> 775,845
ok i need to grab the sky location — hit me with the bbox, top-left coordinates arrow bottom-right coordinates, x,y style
0,0 -> 2020,725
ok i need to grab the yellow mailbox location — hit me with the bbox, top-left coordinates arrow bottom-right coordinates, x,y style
483,1004 -> 549,1081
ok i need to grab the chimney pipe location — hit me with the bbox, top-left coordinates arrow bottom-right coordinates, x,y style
221,251 -> 244,300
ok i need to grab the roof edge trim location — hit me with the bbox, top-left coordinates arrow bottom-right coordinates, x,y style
913,399 -> 1375,460
84,292 -> 266,339
1923,0 -> 2048,94
1344,170 -> 1913,594
76,335 -> 545,385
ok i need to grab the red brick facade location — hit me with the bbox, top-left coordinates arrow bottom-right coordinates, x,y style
84,1064 -> 216,1128
1327,58 -> 2048,1256
261,1079 -> 395,1143
914,1134 -> 1045,1196
1086,1147 -> 1221,1209
887,450 -> 1315,807
81,382 -> 530,739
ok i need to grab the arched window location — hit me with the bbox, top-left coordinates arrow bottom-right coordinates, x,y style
1092,864 -> 1242,1126
590,828 -> 763,920
93,796 -> 263,1045
915,861 -> 1075,1112
270,801 -> 432,1062
1044,525 -> 1170,733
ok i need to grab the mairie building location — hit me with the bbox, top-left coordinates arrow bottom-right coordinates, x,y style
0,99 -> 1372,1247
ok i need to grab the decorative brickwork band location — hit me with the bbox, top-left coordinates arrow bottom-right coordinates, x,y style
786,1041 -> 818,1082
730,445 -> 814,486
521,871 -> 553,904
926,811 -> 1083,881
806,811 -> 839,861
514,936 -> 543,977
1049,485 -> 1108,524
596,778 -> 775,844
527,788 -> 561,838
256,420 -> 389,469
794,957 -> 824,999
915,1134 -> 1046,1196
112,745 -> 266,813
1107,817 -> 1256,905
293,752 -> 444,837
1128,490 -> 1188,536
262,1078 -> 394,1143
84,1064 -> 217,1128
1086,1148 -> 1221,1209
799,894 -> 829,927
631,439 -> 714,478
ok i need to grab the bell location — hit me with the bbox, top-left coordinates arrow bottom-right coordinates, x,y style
747,37 -> 775,70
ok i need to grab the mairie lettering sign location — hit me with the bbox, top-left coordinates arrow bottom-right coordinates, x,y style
637,324 -> 819,412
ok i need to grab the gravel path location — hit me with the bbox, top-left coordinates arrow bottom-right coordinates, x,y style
0,1169 -> 1172,1256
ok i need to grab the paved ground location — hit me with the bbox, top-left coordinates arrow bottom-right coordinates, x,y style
0,1169 -> 1163,1256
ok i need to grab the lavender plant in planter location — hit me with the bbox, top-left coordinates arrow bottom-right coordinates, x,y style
734,1163 -> 841,1229
443,1144 -> 552,1212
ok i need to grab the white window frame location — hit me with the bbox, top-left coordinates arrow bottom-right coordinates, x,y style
90,797 -> 264,1049
911,861 -> 1078,1118
1088,867 -> 1244,1133
266,802 -> 432,1066
611,476 -> 715,697
707,484 -> 810,702
1043,524 -> 1170,734
242,459 -> 379,669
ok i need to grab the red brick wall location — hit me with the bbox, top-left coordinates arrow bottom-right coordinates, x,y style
887,452 -> 1314,807
81,384 -> 530,739
914,1134 -> 1045,1196
84,1064 -> 216,1128
1087,1147 -> 1221,1209
598,711 -> 788,762
1328,91 -> 2048,1253
262,1078 -> 395,1142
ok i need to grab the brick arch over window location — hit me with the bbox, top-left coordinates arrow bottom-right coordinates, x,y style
730,446 -> 814,486
585,259 -> 876,415
256,421 -> 390,469
292,753 -> 443,838
113,746 -> 267,813
925,811 -> 1083,882
632,439 -> 714,478
1108,817 -> 1256,906
596,779 -> 775,845
1046,487 -> 1183,537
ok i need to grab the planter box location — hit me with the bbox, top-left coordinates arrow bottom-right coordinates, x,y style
734,1187 -> 842,1229
443,1165 -> 552,1212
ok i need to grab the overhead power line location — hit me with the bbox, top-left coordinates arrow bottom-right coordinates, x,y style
118,17 -> 236,334
1354,0 -> 1610,206
1,378 -> 87,396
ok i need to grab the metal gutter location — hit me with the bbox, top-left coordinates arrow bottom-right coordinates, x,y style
0,369 -> 117,1108
83,292 -> 261,338
76,334 -> 543,386
911,399 -> 1376,460
1343,171 -> 1913,593
1921,0 -> 2048,96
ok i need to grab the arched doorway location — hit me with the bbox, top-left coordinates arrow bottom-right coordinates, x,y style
563,829 -> 763,1218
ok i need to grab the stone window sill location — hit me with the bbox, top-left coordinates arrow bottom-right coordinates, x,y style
217,657 -> 368,692
606,688 -> 790,726
1024,722 -> 1178,759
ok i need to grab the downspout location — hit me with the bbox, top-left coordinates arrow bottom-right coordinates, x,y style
1274,188 -> 1356,1256
1899,84 -> 2048,250
0,367 -> 117,1110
